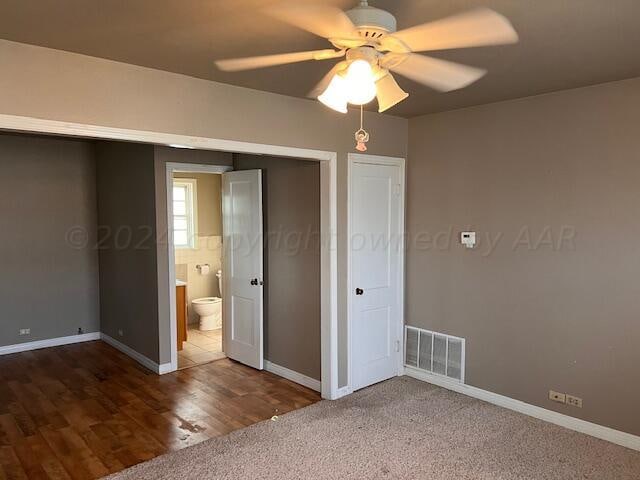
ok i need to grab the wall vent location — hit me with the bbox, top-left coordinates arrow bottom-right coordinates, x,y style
404,326 -> 465,383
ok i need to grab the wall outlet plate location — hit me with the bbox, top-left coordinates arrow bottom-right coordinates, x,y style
566,394 -> 583,408
549,390 -> 566,403
19,328 -> 30,335
118,329 -> 124,337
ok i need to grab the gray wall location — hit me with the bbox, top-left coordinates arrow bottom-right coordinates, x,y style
407,77 -> 640,436
96,142 -> 159,361
0,133 -> 99,346
235,154 -> 321,381
0,40 -> 408,384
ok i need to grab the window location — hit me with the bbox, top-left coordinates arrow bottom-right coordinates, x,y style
173,179 -> 197,249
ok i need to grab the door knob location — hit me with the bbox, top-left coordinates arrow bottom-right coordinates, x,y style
250,278 -> 258,286
355,288 -> 364,295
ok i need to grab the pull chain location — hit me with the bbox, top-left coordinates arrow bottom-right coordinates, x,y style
354,105 -> 370,152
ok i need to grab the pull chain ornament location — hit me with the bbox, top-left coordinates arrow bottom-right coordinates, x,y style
355,105 -> 370,152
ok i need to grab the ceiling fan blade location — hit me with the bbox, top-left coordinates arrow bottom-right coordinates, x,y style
386,53 -> 486,92
264,3 -> 357,40
308,61 -> 348,98
376,73 -> 409,113
215,49 -> 344,72
386,8 -> 518,53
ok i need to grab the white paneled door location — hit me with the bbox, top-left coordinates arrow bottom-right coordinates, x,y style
222,170 -> 264,370
350,159 -> 403,391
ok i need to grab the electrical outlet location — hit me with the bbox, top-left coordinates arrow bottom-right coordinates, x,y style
19,328 -> 30,336
549,390 -> 566,404
566,395 -> 583,408
118,329 -> 124,337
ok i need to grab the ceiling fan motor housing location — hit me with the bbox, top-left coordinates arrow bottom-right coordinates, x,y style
346,2 -> 397,38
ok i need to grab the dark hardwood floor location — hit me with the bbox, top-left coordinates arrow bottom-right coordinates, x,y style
0,341 -> 320,479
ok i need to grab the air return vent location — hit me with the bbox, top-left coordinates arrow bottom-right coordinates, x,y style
404,326 -> 465,383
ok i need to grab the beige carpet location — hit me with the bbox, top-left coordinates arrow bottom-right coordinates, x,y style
107,377 -> 640,479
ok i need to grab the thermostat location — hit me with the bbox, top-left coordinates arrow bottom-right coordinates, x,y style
461,231 -> 476,248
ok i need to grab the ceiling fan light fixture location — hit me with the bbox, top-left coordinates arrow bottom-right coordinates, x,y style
344,59 -> 377,105
375,73 -> 409,112
220,3 -> 519,120
318,74 -> 349,113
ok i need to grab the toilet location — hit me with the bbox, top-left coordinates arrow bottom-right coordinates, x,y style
192,270 -> 223,331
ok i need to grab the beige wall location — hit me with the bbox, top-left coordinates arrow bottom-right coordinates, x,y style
407,77 -> 640,436
173,173 -> 222,236
0,39 -> 408,386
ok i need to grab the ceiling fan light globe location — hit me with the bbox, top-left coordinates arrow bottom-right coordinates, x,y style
344,59 -> 377,105
318,74 -> 349,113
376,73 -> 409,112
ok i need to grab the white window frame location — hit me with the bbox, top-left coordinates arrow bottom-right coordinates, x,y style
172,178 -> 198,249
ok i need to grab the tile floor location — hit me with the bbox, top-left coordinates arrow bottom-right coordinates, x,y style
178,325 -> 225,369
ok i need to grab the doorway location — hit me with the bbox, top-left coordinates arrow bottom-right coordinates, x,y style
348,153 -> 406,392
167,163 -> 232,371
170,169 -> 231,369
169,166 -> 268,372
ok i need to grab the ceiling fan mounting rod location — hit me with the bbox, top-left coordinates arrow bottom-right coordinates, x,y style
346,1 -> 397,35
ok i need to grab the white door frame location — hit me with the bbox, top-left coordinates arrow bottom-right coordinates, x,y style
346,153 -> 406,394
0,114 -> 339,400
166,162 -> 232,374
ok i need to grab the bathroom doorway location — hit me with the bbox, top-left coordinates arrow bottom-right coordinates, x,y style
166,160 -> 267,376
171,167 -> 230,369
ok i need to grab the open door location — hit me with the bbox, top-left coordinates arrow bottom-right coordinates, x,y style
222,170 -> 264,370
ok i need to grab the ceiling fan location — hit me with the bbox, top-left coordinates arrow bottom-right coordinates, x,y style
215,1 -> 518,115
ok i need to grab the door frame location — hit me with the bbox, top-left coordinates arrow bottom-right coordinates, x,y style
0,114 -> 338,400
346,153 -> 406,394
166,162 -> 233,374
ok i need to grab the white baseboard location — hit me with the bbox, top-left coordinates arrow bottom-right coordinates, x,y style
0,332 -> 100,356
100,333 -> 172,375
264,360 -> 321,392
404,366 -> 640,452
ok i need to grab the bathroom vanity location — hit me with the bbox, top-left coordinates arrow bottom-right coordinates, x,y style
176,280 -> 188,351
